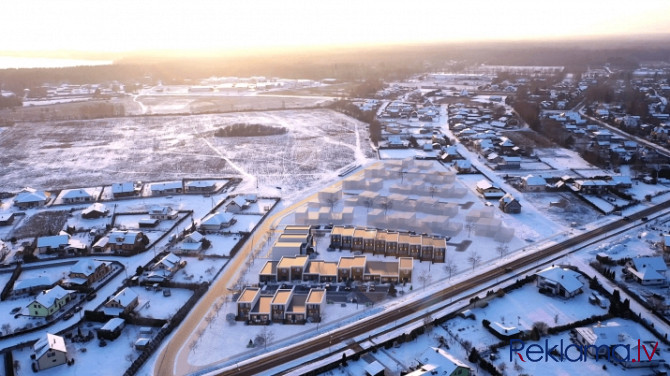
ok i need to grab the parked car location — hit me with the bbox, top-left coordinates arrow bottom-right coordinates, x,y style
86,293 -> 97,301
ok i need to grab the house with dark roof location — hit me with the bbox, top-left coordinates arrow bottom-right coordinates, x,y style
499,193 -> 521,214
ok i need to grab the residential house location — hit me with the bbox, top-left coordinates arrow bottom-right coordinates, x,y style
61,189 -> 94,204
67,259 -> 111,287
180,231 -> 204,252
150,181 -> 183,196
28,285 -> 73,318
81,203 -> 108,219
499,193 -> 522,214
496,156 -> 521,170
337,255 -> 367,282
271,288 -> 294,323
199,212 -> 235,232
414,347 -> 471,376
626,257 -> 667,286
105,287 -> 139,315
476,180 -> 505,198
303,261 -> 338,283
36,234 -> 71,254
276,255 -> 309,282
225,196 -> 249,213
454,159 -> 474,173
249,295 -> 273,325
148,205 -> 178,220
521,175 -> 547,191
185,180 -> 217,193
111,182 -> 139,198
305,288 -> 325,323
536,266 -> 584,298
151,252 -> 183,277
574,323 -> 659,368
237,287 -> 261,321
13,275 -> 61,296
14,187 -> 50,209
97,317 -> 125,340
259,261 -> 278,284
33,333 -> 68,371
107,230 -> 146,253
0,212 -> 15,226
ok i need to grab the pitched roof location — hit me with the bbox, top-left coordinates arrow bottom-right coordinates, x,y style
112,182 -> 135,194
537,266 -> 584,293
34,333 -> 67,359
522,175 -> 547,186
62,189 -> 92,199
108,230 -> 141,245
201,212 -> 234,227
70,259 -> 105,276
15,187 -> 48,204
34,285 -> 72,309
37,235 -> 70,249
109,287 -> 138,307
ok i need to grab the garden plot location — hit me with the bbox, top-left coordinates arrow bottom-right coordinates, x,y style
227,214 -> 263,233
491,319 -> 665,376
133,287 -> 193,320
522,192 -> 600,228
447,283 -> 607,351
0,109 -> 373,198
12,323 -> 147,376
199,234 -> 239,257
171,256 -> 228,284
113,214 -> 181,232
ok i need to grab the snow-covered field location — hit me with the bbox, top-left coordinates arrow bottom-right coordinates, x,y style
0,109 -> 374,194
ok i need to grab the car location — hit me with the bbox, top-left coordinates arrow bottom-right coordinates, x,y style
641,216 -> 649,221
63,312 -> 74,320
74,306 -> 82,313
623,216 -> 631,221
10,307 -> 21,314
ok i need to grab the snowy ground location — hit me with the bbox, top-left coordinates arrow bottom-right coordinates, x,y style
0,109 -> 374,194
131,287 -> 193,320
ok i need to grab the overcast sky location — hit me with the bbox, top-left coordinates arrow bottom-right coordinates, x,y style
1,0 -> 669,54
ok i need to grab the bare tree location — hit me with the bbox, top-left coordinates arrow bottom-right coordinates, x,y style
255,326 -> 275,349
417,270 -> 432,289
429,184 -> 438,198
326,197 -> 338,210
380,198 -> 393,216
363,197 -> 375,212
467,251 -> 482,271
423,315 -> 434,334
189,340 -> 199,353
444,257 -> 457,280
496,242 -> 509,258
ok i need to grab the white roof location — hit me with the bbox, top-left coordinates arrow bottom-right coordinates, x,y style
364,361 -> 385,375
151,181 -> 182,191
184,231 -> 204,243
416,347 -> 469,375
34,333 -> 66,359
632,256 -> 667,273
523,175 -> 547,186
186,180 -> 216,188
62,189 -> 92,199
70,259 -> 105,276
109,287 -> 138,307
37,234 -> 70,248
228,196 -> 248,208
156,252 -> 181,269
100,317 -> 125,331
490,322 -> 520,336
15,188 -> 48,204
201,212 -> 234,227
34,285 -> 72,309
112,182 -> 135,194
14,275 -> 59,290
108,230 -> 140,245
537,266 -> 584,294
82,202 -> 107,215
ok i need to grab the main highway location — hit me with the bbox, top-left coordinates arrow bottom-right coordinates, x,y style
209,199 -> 670,376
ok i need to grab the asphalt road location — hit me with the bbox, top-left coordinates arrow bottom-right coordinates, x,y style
210,200 -> 670,376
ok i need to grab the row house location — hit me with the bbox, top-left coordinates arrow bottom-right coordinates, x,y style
237,287 -> 325,325
303,261 -> 338,283
276,255 -> 309,282
329,226 -> 447,263
337,255 -> 367,282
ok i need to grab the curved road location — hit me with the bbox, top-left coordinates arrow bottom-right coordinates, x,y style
210,200 -> 670,376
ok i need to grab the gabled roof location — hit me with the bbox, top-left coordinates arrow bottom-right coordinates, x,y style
522,175 -> 547,186
156,252 -> 181,269
201,212 -> 234,227
537,266 -> 584,294
112,182 -> 135,194
34,285 -> 72,309
150,181 -> 182,191
108,230 -> 141,245
631,256 -> 667,273
37,235 -> 70,249
34,333 -> 66,359
82,202 -> 107,215
416,347 -> 469,375
15,188 -> 48,204
70,259 -> 105,276
62,189 -> 92,199
184,231 -> 203,243
228,196 -> 248,208
108,287 -> 138,307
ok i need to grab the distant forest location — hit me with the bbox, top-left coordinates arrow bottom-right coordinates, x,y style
2,37 -> 670,97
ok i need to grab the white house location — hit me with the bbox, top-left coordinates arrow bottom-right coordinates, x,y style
61,189 -> 94,203
33,333 -> 68,370
14,187 -> 50,209
536,266 -> 585,298
225,196 -> 249,213
180,231 -> 204,252
200,212 -> 235,232
521,175 -> 547,191
627,256 -> 667,286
